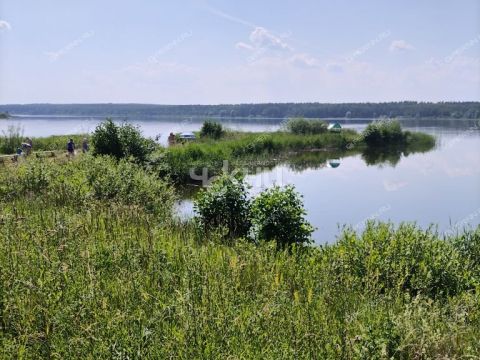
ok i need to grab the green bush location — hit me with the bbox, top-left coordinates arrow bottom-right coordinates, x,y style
362,120 -> 404,146
199,120 -> 225,139
85,157 -> 174,217
194,174 -> 251,239
91,119 -> 155,162
286,118 -> 328,135
251,185 -> 314,247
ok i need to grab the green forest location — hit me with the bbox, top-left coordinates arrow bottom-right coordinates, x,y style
1,101 -> 479,119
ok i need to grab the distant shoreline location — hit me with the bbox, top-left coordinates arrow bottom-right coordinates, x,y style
0,102 -> 478,120
2,114 -> 480,123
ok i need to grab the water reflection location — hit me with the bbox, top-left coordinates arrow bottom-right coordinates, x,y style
280,140 -> 436,171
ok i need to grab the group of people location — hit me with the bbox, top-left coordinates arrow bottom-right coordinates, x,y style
66,138 -> 89,156
14,137 -> 90,159
16,137 -> 33,157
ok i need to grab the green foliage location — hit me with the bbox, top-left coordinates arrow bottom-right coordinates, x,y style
91,119 -> 155,162
251,185 -> 314,247
363,120 -> 405,146
0,124 -> 23,154
151,127 -> 433,185
2,151 -> 478,359
1,181 -> 479,358
92,119 -> 123,158
200,120 -> 225,139
286,118 -> 328,134
33,134 -> 87,152
452,227 -> 480,281
333,222 -> 469,298
194,174 -> 251,239
153,131 -> 358,184
0,156 -> 175,217
0,132 -> 90,155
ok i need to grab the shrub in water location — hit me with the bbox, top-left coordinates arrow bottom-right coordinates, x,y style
362,119 -> 404,146
251,185 -> 314,247
194,174 -> 251,239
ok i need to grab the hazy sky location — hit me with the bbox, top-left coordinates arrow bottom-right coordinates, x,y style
1,0 -> 479,104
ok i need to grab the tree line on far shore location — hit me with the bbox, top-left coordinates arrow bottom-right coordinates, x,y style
1,101 -> 479,119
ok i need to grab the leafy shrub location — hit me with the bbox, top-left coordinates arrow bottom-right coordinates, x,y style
251,185 -> 314,247
286,118 -> 328,135
91,119 -> 155,162
84,157 -> 175,217
362,120 -> 404,146
200,120 -> 225,139
194,174 -> 251,239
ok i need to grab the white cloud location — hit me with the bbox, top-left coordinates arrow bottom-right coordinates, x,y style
249,27 -> 292,51
235,42 -> 254,51
236,26 -> 293,54
289,53 -> 320,68
0,20 -> 12,32
389,40 -> 415,52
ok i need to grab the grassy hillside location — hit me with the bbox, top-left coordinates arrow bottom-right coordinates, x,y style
0,157 -> 479,358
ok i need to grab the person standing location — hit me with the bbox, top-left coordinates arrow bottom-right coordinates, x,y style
25,137 -> 33,155
168,132 -> 176,146
82,138 -> 89,153
67,138 -> 75,157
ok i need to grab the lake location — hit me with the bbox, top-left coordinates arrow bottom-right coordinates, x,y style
2,116 -> 479,244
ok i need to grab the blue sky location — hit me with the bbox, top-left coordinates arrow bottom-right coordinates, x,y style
0,0 -> 479,104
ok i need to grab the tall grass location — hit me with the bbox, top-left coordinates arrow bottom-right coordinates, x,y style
0,134 -> 88,155
0,157 -> 479,358
154,131 -> 359,184
32,134 -> 88,153
0,124 -> 24,154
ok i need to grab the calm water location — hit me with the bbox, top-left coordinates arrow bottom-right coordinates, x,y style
2,116 -> 479,244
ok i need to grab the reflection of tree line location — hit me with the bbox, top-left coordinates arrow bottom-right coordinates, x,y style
283,140 -> 436,171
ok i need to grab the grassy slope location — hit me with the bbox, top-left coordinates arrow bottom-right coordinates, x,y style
0,157 -> 479,359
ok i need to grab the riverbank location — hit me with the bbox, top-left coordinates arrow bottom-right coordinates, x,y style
0,155 -> 478,358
